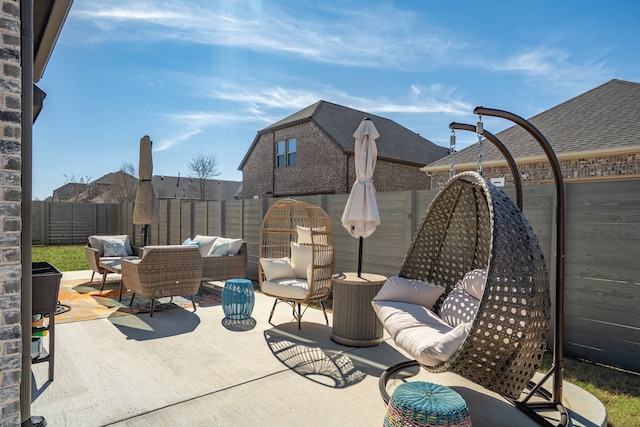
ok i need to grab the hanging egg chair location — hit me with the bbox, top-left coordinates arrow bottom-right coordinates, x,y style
375,170 -> 550,400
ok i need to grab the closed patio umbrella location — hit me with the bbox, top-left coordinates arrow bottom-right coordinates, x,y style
341,118 -> 381,277
133,135 -> 160,246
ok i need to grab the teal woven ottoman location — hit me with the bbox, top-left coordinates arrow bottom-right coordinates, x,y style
222,279 -> 255,320
384,381 -> 471,427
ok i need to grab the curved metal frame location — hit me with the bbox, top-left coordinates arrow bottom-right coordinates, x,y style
474,106 -> 568,427
379,107 -> 569,427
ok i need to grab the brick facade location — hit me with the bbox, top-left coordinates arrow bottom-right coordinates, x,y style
241,121 -> 432,198
429,151 -> 640,189
0,1 -> 22,424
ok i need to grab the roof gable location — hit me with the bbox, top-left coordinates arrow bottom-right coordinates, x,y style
239,100 -> 449,169
427,79 -> 640,168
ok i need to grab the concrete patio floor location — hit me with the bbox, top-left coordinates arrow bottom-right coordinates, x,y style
29,270 -> 607,426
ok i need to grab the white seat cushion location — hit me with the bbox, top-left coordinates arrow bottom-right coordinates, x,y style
261,278 -> 310,300
372,299 -> 469,367
371,300 -> 451,341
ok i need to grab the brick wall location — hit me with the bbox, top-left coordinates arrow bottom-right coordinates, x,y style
430,152 -> 640,189
242,121 -> 432,198
0,0 -> 22,424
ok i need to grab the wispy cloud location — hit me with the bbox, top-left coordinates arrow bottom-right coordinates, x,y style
480,47 -> 611,89
154,128 -> 202,151
71,0 -> 461,70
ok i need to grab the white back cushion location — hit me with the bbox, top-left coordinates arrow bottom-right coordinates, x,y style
290,242 -> 312,279
373,276 -> 445,308
461,269 -> 486,300
438,286 -> 480,328
260,257 -> 295,281
193,235 -> 218,256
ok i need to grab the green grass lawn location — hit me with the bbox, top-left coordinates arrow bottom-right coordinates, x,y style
32,245 -> 88,272
31,244 -> 640,426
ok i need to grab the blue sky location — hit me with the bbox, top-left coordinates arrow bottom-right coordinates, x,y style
32,0 -> 640,199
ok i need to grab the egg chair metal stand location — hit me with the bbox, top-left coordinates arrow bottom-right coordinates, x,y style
378,107 -> 569,427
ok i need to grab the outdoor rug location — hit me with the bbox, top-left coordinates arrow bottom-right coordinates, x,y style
55,278 -> 221,323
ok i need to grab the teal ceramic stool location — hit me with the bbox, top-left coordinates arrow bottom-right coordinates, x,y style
222,278 -> 255,320
384,381 -> 471,427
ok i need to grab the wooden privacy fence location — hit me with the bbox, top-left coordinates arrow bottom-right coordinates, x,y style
32,179 -> 640,373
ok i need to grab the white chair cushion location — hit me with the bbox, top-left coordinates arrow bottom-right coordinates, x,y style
371,300 -> 451,341
438,287 -> 480,328
193,235 -> 218,256
373,276 -> 445,308
296,225 -> 327,245
89,235 -> 133,257
261,278 -> 309,300
397,322 -> 471,367
290,242 -> 312,279
461,269 -> 487,300
260,257 -> 295,281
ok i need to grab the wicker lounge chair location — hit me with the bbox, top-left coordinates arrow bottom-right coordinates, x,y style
259,199 -> 335,328
121,245 -> 203,316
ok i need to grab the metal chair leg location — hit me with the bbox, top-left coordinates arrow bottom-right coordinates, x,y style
190,295 -> 197,312
150,299 -> 155,317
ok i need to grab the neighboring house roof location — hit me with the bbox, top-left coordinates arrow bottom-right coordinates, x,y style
152,176 -> 241,200
52,182 -> 88,202
425,79 -> 640,171
239,100 -> 449,169
92,171 -> 135,185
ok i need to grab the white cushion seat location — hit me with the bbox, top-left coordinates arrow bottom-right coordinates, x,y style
261,278 -> 310,300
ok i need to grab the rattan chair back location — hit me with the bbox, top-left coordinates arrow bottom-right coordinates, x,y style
399,171 -> 550,399
259,199 -> 335,321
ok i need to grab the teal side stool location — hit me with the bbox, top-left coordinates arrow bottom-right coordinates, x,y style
384,381 -> 471,427
222,279 -> 255,320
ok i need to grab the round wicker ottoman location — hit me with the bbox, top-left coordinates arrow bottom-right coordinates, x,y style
222,278 -> 255,320
384,381 -> 471,427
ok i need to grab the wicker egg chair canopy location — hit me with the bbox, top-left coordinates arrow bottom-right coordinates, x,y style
398,171 -> 551,399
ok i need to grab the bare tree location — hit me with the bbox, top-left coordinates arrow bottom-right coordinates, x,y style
188,152 -> 220,200
63,173 -> 92,184
105,163 -> 138,203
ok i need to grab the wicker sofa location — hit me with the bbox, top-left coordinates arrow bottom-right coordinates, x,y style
121,245 -> 203,316
183,235 -> 248,283
85,235 -> 140,283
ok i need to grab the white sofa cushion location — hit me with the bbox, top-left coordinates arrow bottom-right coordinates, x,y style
214,237 -> 244,256
260,257 -> 295,281
209,240 -> 229,256
261,278 -> 309,300
373,276 -> 445,309
438,286 -> 480,328
88,235 -> 133,257
461,269 -> 487,300
193,235 -> 218,256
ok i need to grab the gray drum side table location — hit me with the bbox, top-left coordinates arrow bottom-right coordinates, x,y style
331,272 -> 387,347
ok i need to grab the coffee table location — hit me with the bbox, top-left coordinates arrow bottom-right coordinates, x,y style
99,260 -> 125,301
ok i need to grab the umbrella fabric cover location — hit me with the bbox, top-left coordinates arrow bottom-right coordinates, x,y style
133,135 -> 160,225
341,118 -> 381,238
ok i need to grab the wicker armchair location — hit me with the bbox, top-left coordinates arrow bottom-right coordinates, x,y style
121,245 -> 203,316
85,235 -> 140,284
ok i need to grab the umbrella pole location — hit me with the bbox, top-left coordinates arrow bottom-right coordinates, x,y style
142,225 -> 148,247
357,237 -> 363,277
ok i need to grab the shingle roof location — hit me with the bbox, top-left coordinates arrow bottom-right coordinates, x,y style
239,100 -> 449,168
426,79 -> 640,169
152,176 -> 241,200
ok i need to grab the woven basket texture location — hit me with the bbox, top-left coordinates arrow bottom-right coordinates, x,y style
398,171 -> 550,399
